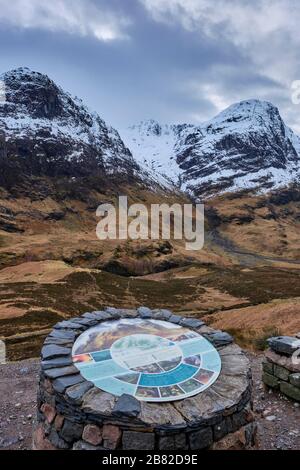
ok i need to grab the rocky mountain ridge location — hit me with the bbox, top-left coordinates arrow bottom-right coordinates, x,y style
121,100 -> 300,198
0,68 -> 300,200
0,67 -> 171,194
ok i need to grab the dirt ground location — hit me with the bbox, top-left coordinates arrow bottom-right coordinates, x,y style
0,359 -> 39,450
0,354 -> 299,451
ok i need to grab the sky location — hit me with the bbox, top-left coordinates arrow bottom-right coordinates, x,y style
0,0 -> 300,131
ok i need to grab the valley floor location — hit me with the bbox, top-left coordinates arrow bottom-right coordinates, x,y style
0,355 -> 299,451
1,260 -> 300,361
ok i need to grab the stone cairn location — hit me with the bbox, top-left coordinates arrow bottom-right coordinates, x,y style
262,335 -> 300,402
33,307 -> 256,451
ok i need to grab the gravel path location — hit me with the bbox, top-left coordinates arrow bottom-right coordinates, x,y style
0,360 -> 39,450
0,355 -> 299,450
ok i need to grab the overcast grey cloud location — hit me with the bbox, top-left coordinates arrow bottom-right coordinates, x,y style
0,0 -> 299,131
0,0 -> 131,41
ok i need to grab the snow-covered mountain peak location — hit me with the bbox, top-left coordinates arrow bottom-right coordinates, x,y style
0,67 -> 137,172
202,99 -> 285,136
0,68 -> 179,192
1,67 -> 39,82
210,99 -> 277,122
1,69 -> 299,199
176,99 -> 300,197
123,100 -> 300,198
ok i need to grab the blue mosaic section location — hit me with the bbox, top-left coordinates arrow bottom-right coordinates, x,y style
139,363 -> 198,387
91,350 -> 111,362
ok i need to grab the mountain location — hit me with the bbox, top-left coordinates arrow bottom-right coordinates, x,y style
121,100 -> 300,198
1,69 -> 299,199
178,100 -> 300,197
0,67 -> 171,193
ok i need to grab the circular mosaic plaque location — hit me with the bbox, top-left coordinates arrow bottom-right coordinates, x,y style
72,318 -> 221,402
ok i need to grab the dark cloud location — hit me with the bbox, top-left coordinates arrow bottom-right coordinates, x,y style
0,0 -> 299,131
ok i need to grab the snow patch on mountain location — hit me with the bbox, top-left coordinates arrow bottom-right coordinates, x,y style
120,120 -> 193,184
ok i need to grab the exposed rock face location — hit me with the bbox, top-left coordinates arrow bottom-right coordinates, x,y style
122,100 -> 300,198
0,67 -> 141,189
178,100 -> 300,197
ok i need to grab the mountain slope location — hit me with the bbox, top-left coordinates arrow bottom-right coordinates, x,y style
120,120 -> 192,183
122,100 -> 300,198
0,68 -> 137,179
0,67 -> 174,193
178,100 -> 300,197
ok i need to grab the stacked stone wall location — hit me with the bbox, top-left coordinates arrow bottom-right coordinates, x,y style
263,335 -> 300,402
